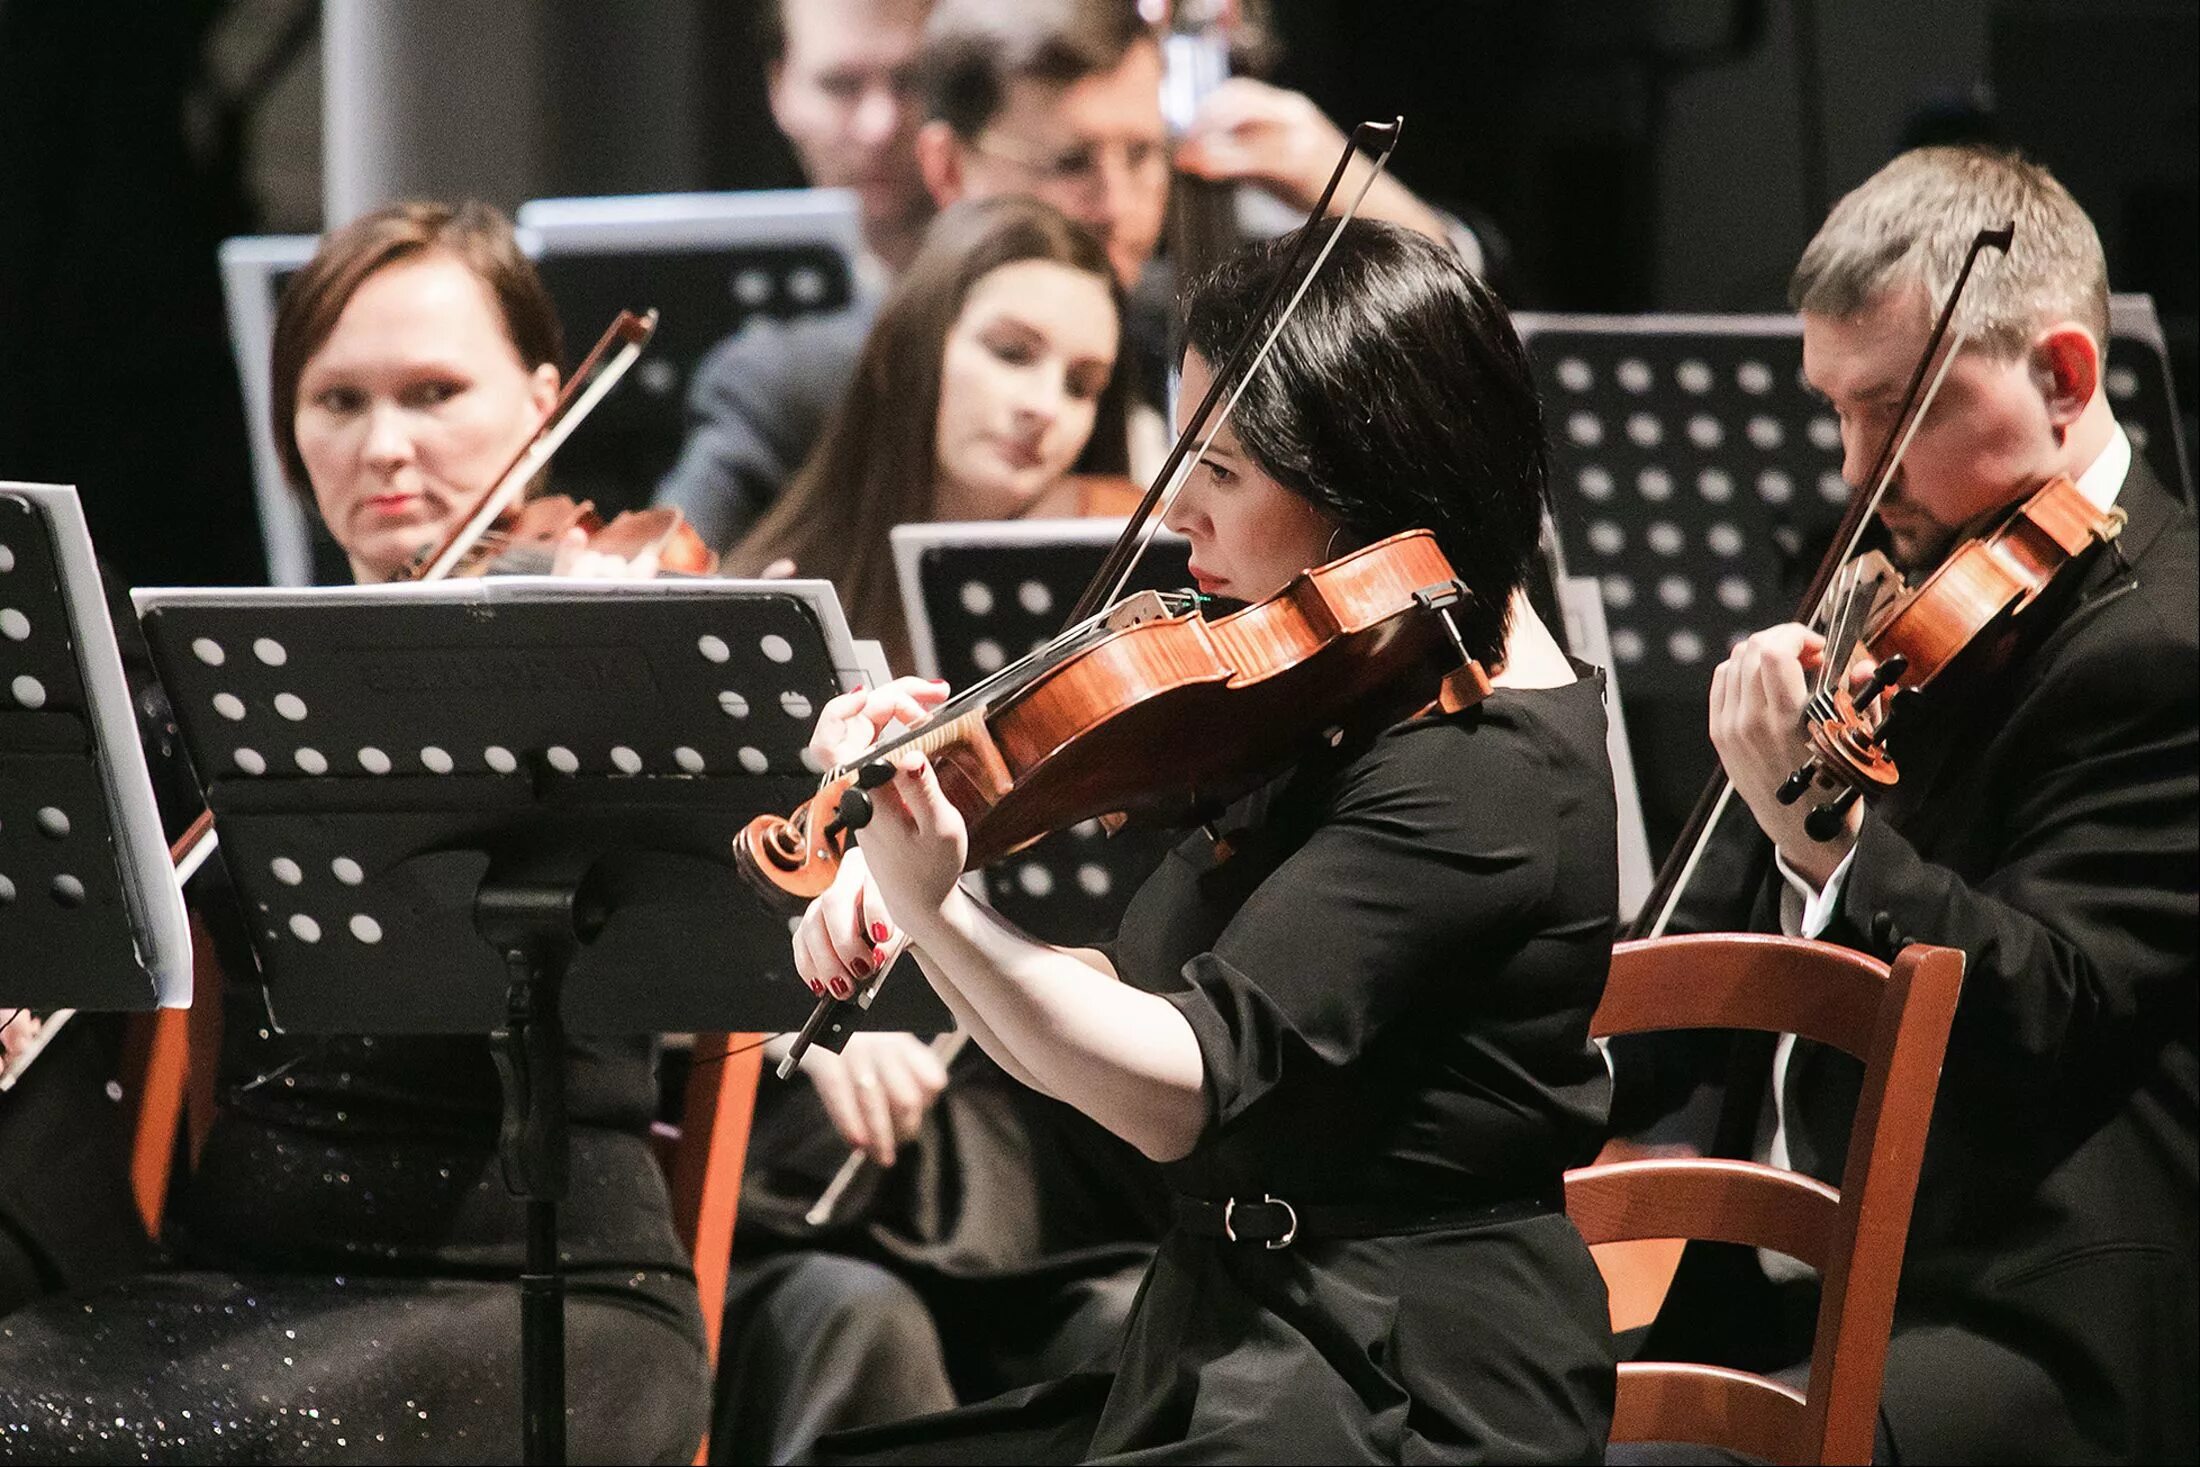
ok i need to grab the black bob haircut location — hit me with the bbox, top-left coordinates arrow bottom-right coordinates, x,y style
1180,220 -> 1550,667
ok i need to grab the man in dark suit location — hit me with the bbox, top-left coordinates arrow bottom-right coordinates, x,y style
1646,145 -> 2197,1463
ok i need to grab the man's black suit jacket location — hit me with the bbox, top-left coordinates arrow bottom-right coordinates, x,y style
1650,454 -> 2198,1464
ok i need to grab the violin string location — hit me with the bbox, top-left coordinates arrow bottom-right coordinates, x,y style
1100,128 -> 1404,611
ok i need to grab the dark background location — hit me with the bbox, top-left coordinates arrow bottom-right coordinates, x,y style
2,0 -> 2191,593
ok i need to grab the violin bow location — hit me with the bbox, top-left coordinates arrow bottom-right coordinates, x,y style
166,308 -> 661,884
1064,117 -> 1405,627
1628,223 -> 2014,940
406,308 -> 659,582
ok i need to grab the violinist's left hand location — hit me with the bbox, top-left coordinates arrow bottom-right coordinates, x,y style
551,526 -> 660,579
1177,79 -> 1451,245
808,678 -> 966,938
1710,623 -> 1861,889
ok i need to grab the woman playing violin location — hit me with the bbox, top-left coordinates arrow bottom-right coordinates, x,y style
0,201 -> 709,1462
796,219 -> 1619,1463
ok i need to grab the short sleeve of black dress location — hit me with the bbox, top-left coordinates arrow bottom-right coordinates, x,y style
1111,674 -> 1618,1207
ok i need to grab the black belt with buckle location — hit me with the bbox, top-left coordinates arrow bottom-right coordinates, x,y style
1172,1185 -> 1564,1250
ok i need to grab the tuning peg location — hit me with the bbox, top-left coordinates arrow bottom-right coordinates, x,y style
1805,786 -> 1863,840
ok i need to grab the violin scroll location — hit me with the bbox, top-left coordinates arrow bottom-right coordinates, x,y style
734,763 -> 896,913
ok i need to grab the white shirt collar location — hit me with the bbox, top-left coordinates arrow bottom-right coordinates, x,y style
2073,423 -> 2133,511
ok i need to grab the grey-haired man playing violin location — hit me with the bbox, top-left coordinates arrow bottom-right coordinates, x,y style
1631,145 -> 2197,1465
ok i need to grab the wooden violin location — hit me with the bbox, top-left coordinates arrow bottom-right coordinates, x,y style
740,118 -> 1423,1072
1777,474 -> 2124,837
401,308 -> 718,581
442,494 -> 718,579
734,528 -> 1483,908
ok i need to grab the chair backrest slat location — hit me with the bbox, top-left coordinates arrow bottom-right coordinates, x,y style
1595,932 -> 1888,1055
1613,1362 -> 1809,1465
1568,1157 -> 1839,1271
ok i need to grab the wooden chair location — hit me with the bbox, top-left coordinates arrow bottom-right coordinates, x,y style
1565,933 -> 1964,1465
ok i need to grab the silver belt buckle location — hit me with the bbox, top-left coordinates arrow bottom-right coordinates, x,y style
1221,1193 -> 1298,1249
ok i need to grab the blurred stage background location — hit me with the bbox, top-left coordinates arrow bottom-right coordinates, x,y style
1,0 -> 2191,860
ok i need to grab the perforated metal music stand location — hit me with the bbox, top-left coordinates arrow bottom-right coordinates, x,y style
0,484 -> 192,1083
892,520 -> 1195,946
133,574 -> 943,1463
516,189 -> 868,521
2105,293 -> 2194,505
215,233 -> 323,587
1518,312 -> 1858,859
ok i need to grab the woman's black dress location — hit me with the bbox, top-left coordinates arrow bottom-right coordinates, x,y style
826,674 -> 1621,1465
0,977 -> 708,1463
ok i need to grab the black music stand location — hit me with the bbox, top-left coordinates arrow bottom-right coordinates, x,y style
134,574 -> 946,1465
893,520 -> 1196,945
1516,313 -> 1851,857
1,484 -> 192,1078
516,189 -> 868,519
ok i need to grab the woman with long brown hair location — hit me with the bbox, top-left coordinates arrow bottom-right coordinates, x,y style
727,193 -> 1129,672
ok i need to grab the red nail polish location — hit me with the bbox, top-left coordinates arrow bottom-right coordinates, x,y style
850,958 -> 872,979
831,978 -> 852,999
871,945 -> 888,969
871,922 -> 890,943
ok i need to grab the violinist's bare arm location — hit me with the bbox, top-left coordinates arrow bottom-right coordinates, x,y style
794,677 -> 1207,1163
897,880 -> 1207,1165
